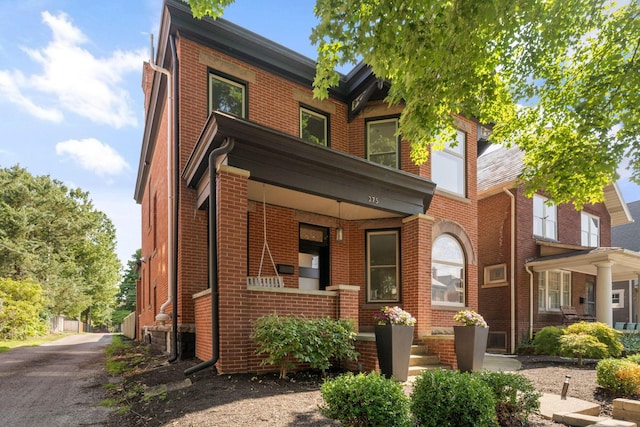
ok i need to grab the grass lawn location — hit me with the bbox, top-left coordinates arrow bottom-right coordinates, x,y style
0,333 -> 71,353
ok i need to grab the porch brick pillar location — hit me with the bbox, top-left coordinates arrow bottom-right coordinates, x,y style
217,165 -> 250,373
326,285 -> 360,330
595,262 -> 614,326
401,214 -> 433,338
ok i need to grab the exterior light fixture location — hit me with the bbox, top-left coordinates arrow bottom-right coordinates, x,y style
336,201 -> 343,242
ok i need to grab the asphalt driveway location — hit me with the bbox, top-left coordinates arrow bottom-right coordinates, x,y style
0,333 -> 112,427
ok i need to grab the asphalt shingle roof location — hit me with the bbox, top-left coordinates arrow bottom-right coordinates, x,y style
477,145 -> 525,193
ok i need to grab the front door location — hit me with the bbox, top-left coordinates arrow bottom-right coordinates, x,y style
585,281 -> 595,317
298,224 -> 329,290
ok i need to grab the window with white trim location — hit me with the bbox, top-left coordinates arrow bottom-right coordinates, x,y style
484,264 -> 507,286
538,270 -> 571,311
581,212 -> 600,247
612,289 -> 624,308
533,194 -> 557,239
208,72 -> 246,118
300,107 -> 328,146
367,118 -> 399,168
432,130 -> 466,195
432,234 -> 465,306
367,230 -> 399,302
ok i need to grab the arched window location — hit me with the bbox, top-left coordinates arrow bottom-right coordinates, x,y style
432,234 -> 465,306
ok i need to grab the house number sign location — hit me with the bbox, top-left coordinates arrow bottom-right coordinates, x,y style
368,195 -> 379,204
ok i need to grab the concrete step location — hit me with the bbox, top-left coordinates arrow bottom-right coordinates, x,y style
409,353 -> 440,366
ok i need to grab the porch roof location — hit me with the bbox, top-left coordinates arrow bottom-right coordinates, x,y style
183,112 -> 437,218
525,246 -> 640,282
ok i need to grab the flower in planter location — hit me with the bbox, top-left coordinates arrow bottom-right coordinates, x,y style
453,310 -> 488,327
374,306 -> 416,326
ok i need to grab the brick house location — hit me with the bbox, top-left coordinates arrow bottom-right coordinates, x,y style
611,200 -> 640,324
134,0 -> 486,373
478,145 -> 637,353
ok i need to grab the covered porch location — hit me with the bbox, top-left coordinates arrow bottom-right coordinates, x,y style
181,111 -> 438,373
526,243 -> 640,327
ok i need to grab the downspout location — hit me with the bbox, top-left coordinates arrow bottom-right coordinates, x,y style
184,137 -> 235,376
526,265 -> 534,341
503,187 -> 516,353
149,34 -> 179,362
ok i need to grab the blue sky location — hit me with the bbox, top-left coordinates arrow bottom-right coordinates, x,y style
0,0 -> 638,267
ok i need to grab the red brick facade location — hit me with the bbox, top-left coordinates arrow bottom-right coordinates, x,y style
478,184 -> 613,353
136,2 -> 480,374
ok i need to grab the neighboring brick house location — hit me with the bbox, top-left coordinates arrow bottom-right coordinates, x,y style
612,200 -> 640,324
478,145 -> 636,354
133,0 -> 486,373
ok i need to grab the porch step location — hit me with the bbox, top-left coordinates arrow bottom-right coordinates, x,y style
408,345 -> 451,375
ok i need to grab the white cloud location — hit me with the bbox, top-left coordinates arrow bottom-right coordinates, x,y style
56,138 -> 130,176
0,11 -> 145,128
0,70 -> 63,122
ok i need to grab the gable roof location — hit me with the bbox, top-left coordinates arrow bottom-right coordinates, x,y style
612,200 -> 640,250
477,144 -> 632,226
477,144 -> 524,193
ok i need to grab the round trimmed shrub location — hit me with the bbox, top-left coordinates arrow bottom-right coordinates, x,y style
565,322 -> 623,357
532,326 -> 563,355
319,371 -> 412,427
410,369 -> 498,427
596,358 -> 640,395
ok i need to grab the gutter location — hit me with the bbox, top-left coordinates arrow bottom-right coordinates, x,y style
148,33 -> 179,363
526,265 -> 534,340
184,137 -> 236,376
503,187 -> 516,353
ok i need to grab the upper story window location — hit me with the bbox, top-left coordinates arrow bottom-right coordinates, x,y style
367,118 -> 399,168
300,107 -> 328,146
209,71 -> 246,118
431,234 -> 465,306
581,212 -> 600,247
432,129 -> 466,195
366,230 -> 399,303
533,194 -> 557,239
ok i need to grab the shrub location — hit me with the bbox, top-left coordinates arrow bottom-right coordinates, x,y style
596,358 -> 640,395
475,371 -> 541,427
0,278 -> 48,340
626,353 -> 640,364
532,326 -> 563,355
559,333 -> 608,365
565,322 -> 623,358
410,369 -> 498,427
319,371 -> 412,427
620,331 -> 640,355
252,314 -> 358,379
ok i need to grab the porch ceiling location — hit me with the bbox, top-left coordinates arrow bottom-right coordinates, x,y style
183,112 -> 436,218
526,247 -> 640,281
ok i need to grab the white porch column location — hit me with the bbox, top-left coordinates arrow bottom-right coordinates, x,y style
595,262 -> 613,326
636,274 -> 640,323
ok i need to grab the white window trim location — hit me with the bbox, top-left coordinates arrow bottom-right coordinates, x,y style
431,129 -> 466,196
581,212 -> 600,247
533,194 -> 557,239
431,234 -> 466,307
366,230 -> 400,303
538,270 -> 571,312
612,289 -> 625,308
483,263 -> 507,287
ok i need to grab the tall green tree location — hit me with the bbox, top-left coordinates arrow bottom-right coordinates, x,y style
0,165 -> 121,323
187,0 -> 640,208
